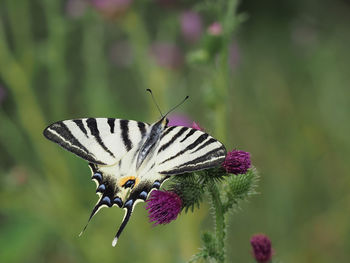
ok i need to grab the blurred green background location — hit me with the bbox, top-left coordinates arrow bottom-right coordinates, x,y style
1,0 -> 350,262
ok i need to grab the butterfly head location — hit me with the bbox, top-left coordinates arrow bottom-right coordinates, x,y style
159,116 -> 169,127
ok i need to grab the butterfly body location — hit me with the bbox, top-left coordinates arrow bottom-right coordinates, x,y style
43,115 -> 226,245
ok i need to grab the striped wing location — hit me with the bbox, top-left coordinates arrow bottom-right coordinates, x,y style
155,126 -> 226,175
43,118 -> 150,165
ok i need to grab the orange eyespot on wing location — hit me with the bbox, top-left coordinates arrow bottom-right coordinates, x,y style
119,176 -> 140,189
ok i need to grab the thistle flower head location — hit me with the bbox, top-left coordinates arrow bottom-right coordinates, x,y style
222,149 -> 251,175
191,121 -> 202,131
168,114 -> 192,127
250,234 -> 273,263
146,190 -> 182,225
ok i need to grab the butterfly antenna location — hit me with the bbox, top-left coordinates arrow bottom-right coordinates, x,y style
111,201 -> 134,247
146,89 -> 163,117
164,95 -> 189,117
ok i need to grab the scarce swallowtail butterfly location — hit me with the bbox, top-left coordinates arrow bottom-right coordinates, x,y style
43,91 -> 226,246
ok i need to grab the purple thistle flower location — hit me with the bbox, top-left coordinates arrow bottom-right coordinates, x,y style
191,121 -> 202,131
222,149 -> 251,175
250,234 -> 273,263
146,190 -> 182,225
180,11 -> 203,43
168,114 -> 192,127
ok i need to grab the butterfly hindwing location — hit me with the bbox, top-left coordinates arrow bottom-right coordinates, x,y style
43,118 -> 150,165
155,126 -> 227,175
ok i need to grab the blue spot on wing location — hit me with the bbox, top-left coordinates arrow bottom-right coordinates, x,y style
139,191 -> 148,200
102,196 -> 112,207
96,184 -> 106,193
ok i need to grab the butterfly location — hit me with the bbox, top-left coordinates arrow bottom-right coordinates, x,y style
43,95 -> 226,246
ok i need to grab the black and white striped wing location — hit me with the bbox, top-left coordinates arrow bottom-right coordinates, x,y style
43,118 -> 150,165
155,126 -> 226,175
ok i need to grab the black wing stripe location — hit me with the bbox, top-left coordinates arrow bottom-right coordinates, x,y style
50,122 -> 90,154
160,126 -> 176,139
158,127 -> 188,153
160,133 -> 209,165
138,122 -> 147,137
73,119 -> 88,137
108,118 -> 115,133
44,123 -> 105,165
86,118 -> 116,158
192,138 -> 217,153
160,147 -> 226,175
178,147 -> 225,168
180,129 -> 196,142
120,119 -> 132,151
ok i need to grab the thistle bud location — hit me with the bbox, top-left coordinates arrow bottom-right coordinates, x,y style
250,234 -> 273,263
146,190 -> 182,225
222,150 -> 251,175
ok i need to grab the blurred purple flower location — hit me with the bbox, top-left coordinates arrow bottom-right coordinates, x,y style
0,85 -> 6,105
146,190 -> 182,225
66,0 -> 87,18
207,22 -> 222,36
150,42 -> 183,69
109,41 -> 133,67
91,0 -> 132,18
222,149 -> 251,175
250,234 -> 273,263
191,121 -> 202,131
168,114 -> 192,127
180,11 -> 203,43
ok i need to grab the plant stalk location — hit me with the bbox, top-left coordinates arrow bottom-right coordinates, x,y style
209,183 -> 226,263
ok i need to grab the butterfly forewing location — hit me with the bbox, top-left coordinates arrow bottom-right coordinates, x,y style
43,118 -> 150,165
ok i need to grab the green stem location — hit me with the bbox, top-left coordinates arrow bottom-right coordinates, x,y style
0,20 -> 69,182
122,11 -> 170,119
42,0 -> 69,119
214,0 -> 239,144
209,183 -> 226,263
5,0 -> 34,73
82,13 -> 112,116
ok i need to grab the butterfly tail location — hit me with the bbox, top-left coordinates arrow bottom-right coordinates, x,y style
79,199 -> 106,237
